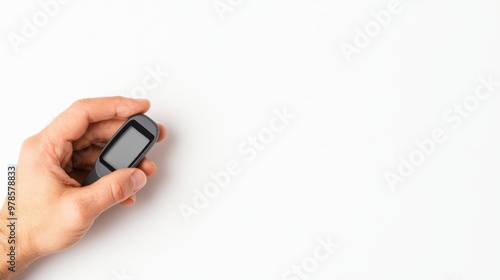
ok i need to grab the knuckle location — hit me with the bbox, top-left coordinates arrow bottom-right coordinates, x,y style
113,96 -> 128,106
72,98 -> 91,108
114,97 -> 130,117
21,136 -> 33,149
21,135 -> 39,152
114,95 -> 128,102
109,179 -> 127,204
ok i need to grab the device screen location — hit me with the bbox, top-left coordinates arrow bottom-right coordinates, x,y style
102,126 -> 151,169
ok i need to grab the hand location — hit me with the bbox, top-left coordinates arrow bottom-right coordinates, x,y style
0,97 -> 167,279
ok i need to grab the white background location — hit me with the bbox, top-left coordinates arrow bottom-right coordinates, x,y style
1,0 -> 500,279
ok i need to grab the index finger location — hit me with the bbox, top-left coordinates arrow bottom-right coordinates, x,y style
44,97 -> 151,144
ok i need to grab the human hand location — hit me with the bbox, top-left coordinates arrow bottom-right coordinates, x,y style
0,97 -> 167,279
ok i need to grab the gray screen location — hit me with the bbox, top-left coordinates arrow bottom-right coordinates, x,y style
102,126 -> 150,169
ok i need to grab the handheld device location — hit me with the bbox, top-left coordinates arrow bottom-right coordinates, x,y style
81,114 -> 159,186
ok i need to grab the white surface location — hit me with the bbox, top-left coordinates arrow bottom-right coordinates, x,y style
0,0 -> 499,279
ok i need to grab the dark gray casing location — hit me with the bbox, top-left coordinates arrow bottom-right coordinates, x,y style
81,114 -> 159,186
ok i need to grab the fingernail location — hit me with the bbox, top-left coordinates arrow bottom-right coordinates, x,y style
131,170 -> 147,192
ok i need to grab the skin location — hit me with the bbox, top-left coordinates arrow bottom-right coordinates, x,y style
0,97 -> 167,279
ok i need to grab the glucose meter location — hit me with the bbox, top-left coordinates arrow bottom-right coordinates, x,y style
81,114 -> 159,186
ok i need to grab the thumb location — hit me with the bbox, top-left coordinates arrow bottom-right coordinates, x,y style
79,168 -> 147,216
